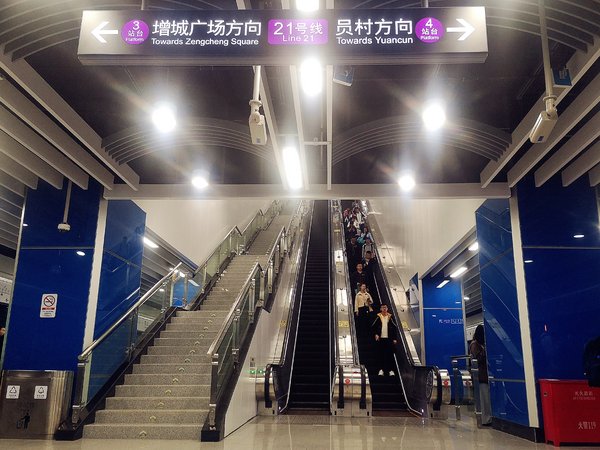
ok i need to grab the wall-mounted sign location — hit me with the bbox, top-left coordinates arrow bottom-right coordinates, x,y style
78,8 -> 487,65
39,293 -> 58,318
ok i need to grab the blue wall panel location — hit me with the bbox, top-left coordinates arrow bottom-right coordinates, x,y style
476,199 -> 529,427
94,201 -> 145,339
422,273 -> 464,371
3,180 -> 101,371
517,176 -> 600,381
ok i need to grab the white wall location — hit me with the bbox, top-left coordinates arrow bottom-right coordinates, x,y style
135,199 -> 273,265
368,198 -> 485,286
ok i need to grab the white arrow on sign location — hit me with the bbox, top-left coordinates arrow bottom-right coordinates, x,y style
92,21 -> 119,44
446,18 -> 475,41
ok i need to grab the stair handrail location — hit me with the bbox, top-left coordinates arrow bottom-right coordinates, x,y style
205,201 -> 302,429
71,262 -> 183,424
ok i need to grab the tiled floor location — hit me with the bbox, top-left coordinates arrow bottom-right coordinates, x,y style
2,415 -> 598,449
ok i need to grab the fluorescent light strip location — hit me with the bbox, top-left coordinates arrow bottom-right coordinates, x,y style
283,146 -> 303,189
468,242 -> 479,251
143,236 -> 159,248
450,266 -> 468,278
436,280 -> 450,289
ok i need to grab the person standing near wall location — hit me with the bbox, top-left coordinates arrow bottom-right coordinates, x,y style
372,305 -> 398,377
470,325 -> 492,426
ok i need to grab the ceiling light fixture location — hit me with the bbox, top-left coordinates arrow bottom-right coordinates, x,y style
152,103 -> 176,133
283,146 -> 303,190
463,296 -> 470,300
573,234 -> 585,239
300,58 -> 323,97
143,237 -> 159,249
397,174 -> 416,192
22,223 -> 28,227
422,102 -> 446,131
76,250 -> 86,256
450,266 -> 468,278
192,176 -> 209,189
296,0 -> 319,10
468,242 -> 479,251
524,260 -> 534,264
436,280 -> 450,289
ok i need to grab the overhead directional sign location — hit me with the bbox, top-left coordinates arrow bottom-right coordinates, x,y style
78,8 -> 487,65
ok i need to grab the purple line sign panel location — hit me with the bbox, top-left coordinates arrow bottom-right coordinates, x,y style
78,8 -> 487,66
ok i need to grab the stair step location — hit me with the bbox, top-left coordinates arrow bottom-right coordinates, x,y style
83,423 -> 202,440
160,330 -> 217,339
154,337 -> 213,347
132,363 -> 211,375
105,396 -> 209,410
94,409 -> 207,424
148,346 -> 211,356
124,373 -> 210,386
115,384 -> 209,398
141,354 -> 211,365
164,324 -> 222,333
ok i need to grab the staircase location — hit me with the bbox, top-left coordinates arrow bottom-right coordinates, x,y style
288,200 -> 331,411
84,209 -> 292,440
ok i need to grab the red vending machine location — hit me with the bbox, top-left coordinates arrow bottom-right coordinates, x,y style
539,379 -> 600,447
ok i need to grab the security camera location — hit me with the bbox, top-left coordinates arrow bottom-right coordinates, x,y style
57,222 -> 71,233
529,103 -> 558,144
249,110 -> 267,145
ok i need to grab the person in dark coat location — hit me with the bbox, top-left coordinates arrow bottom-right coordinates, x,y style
346,236 -> 362,268
470,325 -> 492,425
372,304 -> 398,376
351,263 -> 367,295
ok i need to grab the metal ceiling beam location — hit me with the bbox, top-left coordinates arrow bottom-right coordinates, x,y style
514,72 -> 600,186
0,236 -> 16,250
562,140 -> 600,186
0,172 -> 25,197
0,228 -> 17,244
0,128 -> 63,190
0,198 -> 22,219
533,110 -> 600,186
0,210 -> 20,229
0,185 -> 23,209
0,46 -> 139,190
480,35 -> 600,187
104,182 -> 510,200
0,78 -> 110,189
0,153 -> 38,189
588,162 -> 600,187
0,103 -> 88,189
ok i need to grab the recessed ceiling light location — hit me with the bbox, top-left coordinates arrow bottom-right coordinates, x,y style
468,242 -> 479,251
422,102 -> 446,131
463,296 -> 470,300
397,174 -> 416,192
573,234 -> 585,239
283,146 -> 303,190
436,280 -> 450,289
524,260 -> 534,263
22,223 -> 28,227
76,250 -> 85,256
192,176 -> 209,189
296,0 -> 319,10
152,103 -> 176,133
143,237 -> 159,248
300,58 -> 322,97
450,266 -> 468,278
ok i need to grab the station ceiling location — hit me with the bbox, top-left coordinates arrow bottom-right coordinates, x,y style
0,0 -> 599,255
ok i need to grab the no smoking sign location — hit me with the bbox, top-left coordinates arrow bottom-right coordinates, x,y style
40,293 -> 58,318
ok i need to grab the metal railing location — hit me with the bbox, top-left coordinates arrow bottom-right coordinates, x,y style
188,200 -> 282,309
330,200 -> 370,417
69,200 -> 282,426
206,201 -> 306,429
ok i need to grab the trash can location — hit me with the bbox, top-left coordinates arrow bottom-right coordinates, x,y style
0,370 -> 73,439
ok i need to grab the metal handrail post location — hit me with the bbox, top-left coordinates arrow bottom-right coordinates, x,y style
71,358 -> 88,424
208,353 -> 219,429
452,358 -> 461,420
232,309 -> 241,365
249,283 -> 256,323
268,258 -> 274,294
183,275 -> 189,307
472,358 -> 482,426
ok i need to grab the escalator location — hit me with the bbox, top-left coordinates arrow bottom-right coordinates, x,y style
342,202 -> 409,415
287,200 -> 331,411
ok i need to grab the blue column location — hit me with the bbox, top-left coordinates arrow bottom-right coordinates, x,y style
2,180 -> 102,371
516,176 -> 600,381
421,272 -> 465,371
476,199 -> 530,427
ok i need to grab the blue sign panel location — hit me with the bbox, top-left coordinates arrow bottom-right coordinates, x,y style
78,8 -> 488,65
